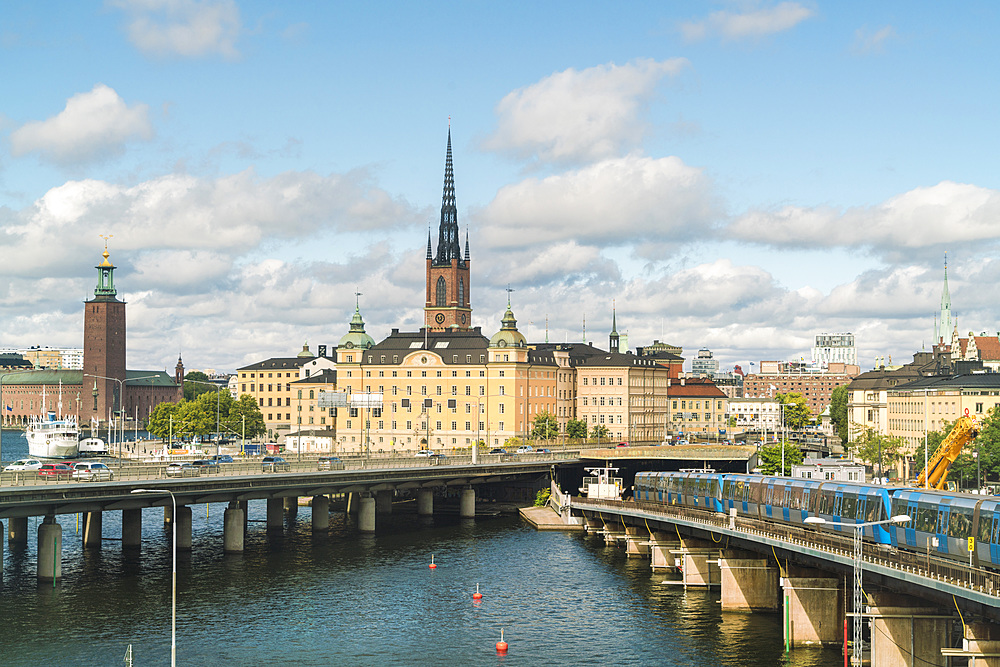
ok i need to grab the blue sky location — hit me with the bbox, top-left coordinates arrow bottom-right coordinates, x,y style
2,1 -> 1000,374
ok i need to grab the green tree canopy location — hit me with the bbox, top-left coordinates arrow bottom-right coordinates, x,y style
757,443 -> 804,475
829,385 -> 849,444
145,392 -> 266,442
183,371 -> 214,401
531,411 -> 559,439
776,392 -> 811,430
590,424 -> 610,441
565,418 -> 587,439
848,427 -> 906,478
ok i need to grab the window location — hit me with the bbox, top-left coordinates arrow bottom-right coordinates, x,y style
458,278 -> 465,306
436,276 -> 446,306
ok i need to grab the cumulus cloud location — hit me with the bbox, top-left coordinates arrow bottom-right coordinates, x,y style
680,2 -> 814,42
851,25 -> 897,55
728,181 -> 1000,252
109,0 -> 241,59
484,58 -> 688,164
478,154 -> 720,250
9,84 -> 153,165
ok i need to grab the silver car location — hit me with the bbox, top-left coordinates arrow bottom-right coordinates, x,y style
165,462 -> 200,477
5,458 -> 43,471
72,462 -> 114,481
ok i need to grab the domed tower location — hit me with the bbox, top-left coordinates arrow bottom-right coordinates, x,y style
489,302 -> 528,351
424,126 -> 472,331
297,342 -> 316,359
338,298 -> 375,352
83,240 -> 126,424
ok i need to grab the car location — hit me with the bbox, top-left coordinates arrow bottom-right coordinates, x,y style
261,456 -> 290,472
165,462 -> 200,478
5,459 -> 43,472
489,448 -> 507,454
37,463 -> 74,479
616,442 -> 629,448
318,456 -> 344,470
211,454 -> 234,464
536,448 -> 551,454
515,445 -> 533,454
192,459 -> 221,474
415,450 -> 433,458
72,462 -> 114,481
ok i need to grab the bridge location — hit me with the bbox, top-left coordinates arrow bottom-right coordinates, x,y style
0,455 -> 560,582
559,493 -> 1000,666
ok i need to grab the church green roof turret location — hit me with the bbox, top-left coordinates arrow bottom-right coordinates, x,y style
338,294 -> 375,350
489,290 -> 527,349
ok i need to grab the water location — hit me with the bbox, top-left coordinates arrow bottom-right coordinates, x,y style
0,428 -> 842,666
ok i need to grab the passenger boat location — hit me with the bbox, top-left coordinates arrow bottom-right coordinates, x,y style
26,411 -> 80,458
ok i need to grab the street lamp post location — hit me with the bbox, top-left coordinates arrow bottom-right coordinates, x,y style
804,514 -> 911,667
131,488 -> 177,667
780,402 -> 786,476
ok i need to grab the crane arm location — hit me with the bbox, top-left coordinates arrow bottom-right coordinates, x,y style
916,414 -> 978,489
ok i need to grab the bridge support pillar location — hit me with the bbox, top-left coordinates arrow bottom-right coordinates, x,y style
283,496 -> 298,516
0,520 -> 3,574
311,496 -> 330,532
780,574 -> 843,647
375,490 -> 393,514
676,538 -> 719,588
417,489 -> 434,515
459,488 -> 475,518
649,531 -> 680,571
266,499 -> 283,532
624,526 -> 649,558
82,511 -> 102,549
224,502 -> 244,553
347,492 -> 359,515
869,592 -> 950,667
238,501 -> 249,531
122,509 -> 142,550
37,515 -> 61,581
9,516 -> 28,544
719,553 -> 780,612
163,504 -> 173,525
175,506 -> 192,551
359,495 -> 375,533
963,622 -> 1000,667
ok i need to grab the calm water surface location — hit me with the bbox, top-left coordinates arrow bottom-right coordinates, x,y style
0,431 -> 841,666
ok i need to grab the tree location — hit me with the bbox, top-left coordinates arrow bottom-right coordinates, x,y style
531,411 -> 559,440
758,443 -> 804,475
829,385 -> 849,444
225,394 -> 267,440
848,427 -> 906,478
183,371 -> 214,401
590,424 -> 609,441
147,401 -> 180,439
565,418 -> 587,439
776,392 -> 811,430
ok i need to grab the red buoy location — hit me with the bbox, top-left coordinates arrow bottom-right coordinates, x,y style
429,554 -> 437,569
496,628 -> 508,653
473,583 -> 483,600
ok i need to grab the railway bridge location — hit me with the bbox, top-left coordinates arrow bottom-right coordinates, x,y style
565,494 -> 1000,666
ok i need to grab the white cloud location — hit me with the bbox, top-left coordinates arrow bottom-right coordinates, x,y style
9,84 -> 153,165
728,181 -> 1000,252
681,2 -> 814,42
478,154 -> 719,249
109,0 -> 241,59
484,58 -> 688,164
851,25 -> 897,55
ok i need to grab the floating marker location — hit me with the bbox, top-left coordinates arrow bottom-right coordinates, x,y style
429,554 -> 437,569
473,583 -> 482,601
496,628 -> 508,653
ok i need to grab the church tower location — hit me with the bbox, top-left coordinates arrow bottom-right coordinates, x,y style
83,242 -> 127,424
424,127 -> 472,330
934,253 -> 952,345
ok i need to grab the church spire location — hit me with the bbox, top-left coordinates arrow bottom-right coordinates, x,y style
609,301 -> 620,353
936,252 -> 952,344
434,127 -> 463,266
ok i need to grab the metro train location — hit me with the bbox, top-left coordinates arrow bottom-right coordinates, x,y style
633,471 -> 1000,570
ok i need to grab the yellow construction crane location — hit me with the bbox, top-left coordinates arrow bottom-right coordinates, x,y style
915,413 -> 979,490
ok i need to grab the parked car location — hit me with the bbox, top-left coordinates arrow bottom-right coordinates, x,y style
318,456 -> 344,470
192,459 -> 221,474
261,456 -> 290,472
165,462 -> 200,478
5,459 -> 43,472
37,463 -> 74,479
211,454 -> 234,464
515,445 -> 533,454
72,462 -> 114,481
489,448 -> 507,454
415,450 -> 433,458
536,448 -> 551,454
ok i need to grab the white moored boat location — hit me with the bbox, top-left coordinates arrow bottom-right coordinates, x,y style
26,411 -> 80,459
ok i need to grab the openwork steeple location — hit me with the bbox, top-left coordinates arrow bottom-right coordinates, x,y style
434,127 -> 464,267
935,252 -> 952,344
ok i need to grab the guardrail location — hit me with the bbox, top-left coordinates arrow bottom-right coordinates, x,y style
0,450 -> 580,488
573,497 -> 1000,601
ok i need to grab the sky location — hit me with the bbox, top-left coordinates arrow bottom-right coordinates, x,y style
3,1 -> 1000,375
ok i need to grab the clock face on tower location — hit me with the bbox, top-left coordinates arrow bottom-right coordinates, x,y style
435,313 -> 445,324
461,313 -> 466,324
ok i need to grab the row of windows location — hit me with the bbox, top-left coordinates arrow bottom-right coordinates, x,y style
241,371 -> 295,379
671,400 -> 724,410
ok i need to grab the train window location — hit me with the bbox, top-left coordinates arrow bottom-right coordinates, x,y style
937,510 -> 947,534
832,496 -> 842,516
866,493 -> 881,522
948,508 -> 973,538
842,494 -> 857,519
916,506 -> 936,533
977,511 -> 993,542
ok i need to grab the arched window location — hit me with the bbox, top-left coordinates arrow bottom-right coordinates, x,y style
309,390 -> 314,399
436,276 -> 447,306
458,278 -> 465,307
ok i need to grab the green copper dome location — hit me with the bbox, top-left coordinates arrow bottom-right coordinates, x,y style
297,342 -> 316,358
338,305 -> 375,350
489,304 -> 526,348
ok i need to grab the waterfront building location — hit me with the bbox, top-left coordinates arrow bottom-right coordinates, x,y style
19,346 -> 84,370
811,333 -> 856,368
664,377 -> 728,441
0,353 -> 32,371
691,348 -> 719,378
1,246 -> 182,429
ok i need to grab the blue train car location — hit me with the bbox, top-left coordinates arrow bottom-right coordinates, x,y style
649,472 -> 724,511
890,489 -> 1000,567
634,471 -> 663,503
812,482 -> 895,546
760,477 -> 825,526
721,473 -> 763,518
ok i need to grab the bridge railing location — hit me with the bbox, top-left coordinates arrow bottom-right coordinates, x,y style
573,497 -> 1000,600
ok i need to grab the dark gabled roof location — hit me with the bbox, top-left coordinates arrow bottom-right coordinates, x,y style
573,351 -> 665,369
666,378 -> 727,398
361,328 -> 489,365
238,357 -> 310,372
894,372 -> 1000,392
126,370 -> 178,387
293,370 -> 337,384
